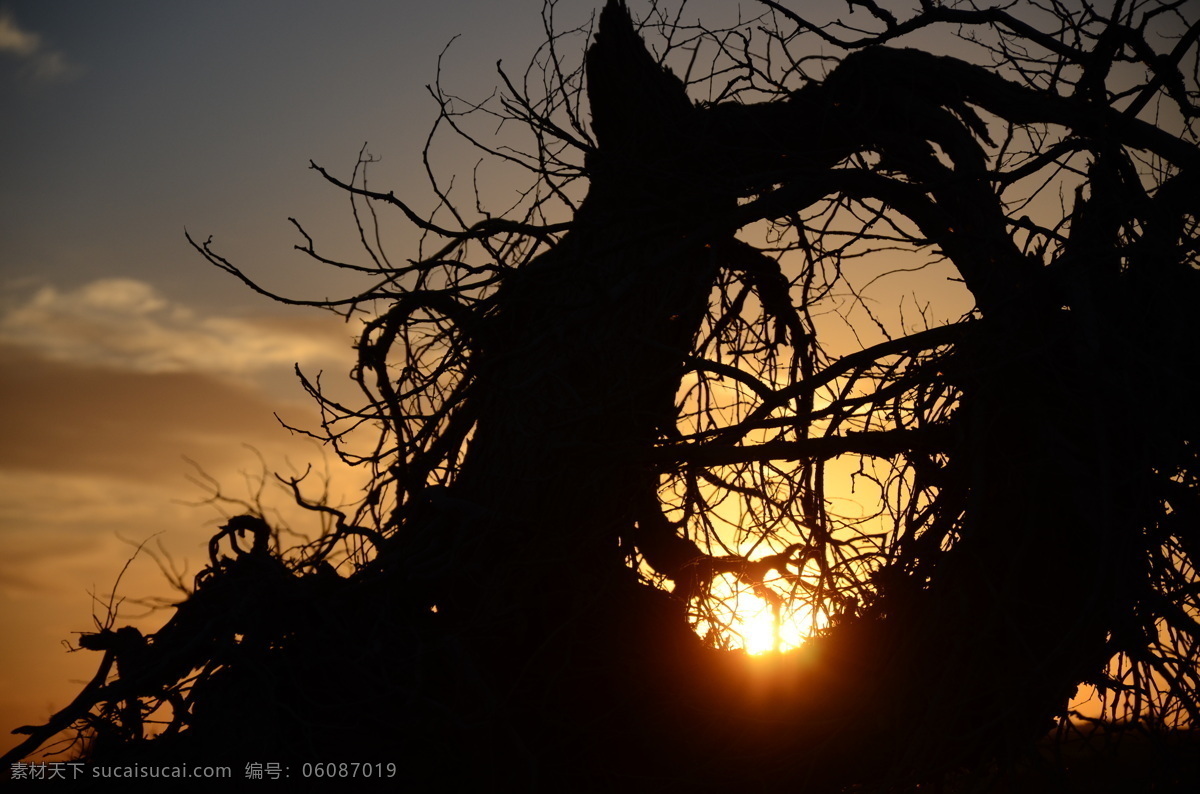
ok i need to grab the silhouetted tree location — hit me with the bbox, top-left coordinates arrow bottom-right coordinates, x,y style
8,1 -> 1199,790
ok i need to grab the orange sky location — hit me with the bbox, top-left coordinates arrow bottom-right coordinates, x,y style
0,278 -> 366,757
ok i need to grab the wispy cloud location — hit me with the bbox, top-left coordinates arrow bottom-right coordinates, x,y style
0,8 -> 80,83
0,9 -> 36,56
0,278 -> 350,378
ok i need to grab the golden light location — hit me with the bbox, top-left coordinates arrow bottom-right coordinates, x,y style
692,572 -> 828,655
739,597 -> 781,655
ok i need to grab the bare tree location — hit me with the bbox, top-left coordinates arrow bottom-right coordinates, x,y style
9,0 -> 1199,789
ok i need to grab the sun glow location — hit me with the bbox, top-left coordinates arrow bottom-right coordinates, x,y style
693,573 -> 829,655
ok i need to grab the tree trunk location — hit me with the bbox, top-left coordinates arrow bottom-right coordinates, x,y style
398,2 -> 1143,787
401,4 -> 735,782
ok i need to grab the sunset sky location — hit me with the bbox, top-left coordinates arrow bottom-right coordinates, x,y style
0,0 -> 951,758
0,0 -> 637,756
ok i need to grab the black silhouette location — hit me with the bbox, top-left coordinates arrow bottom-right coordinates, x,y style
8,1 -> 1199,790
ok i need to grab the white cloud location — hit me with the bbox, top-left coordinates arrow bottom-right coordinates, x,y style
0,9 -> 79,83
0,278 -> 351,378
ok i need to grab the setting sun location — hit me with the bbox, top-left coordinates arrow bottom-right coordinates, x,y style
740,600 -> 781,655
692,573 -> 829,654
